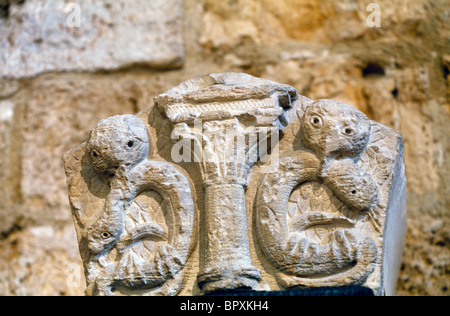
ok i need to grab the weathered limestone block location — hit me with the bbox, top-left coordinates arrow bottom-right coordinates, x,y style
0,0 -> 184,79
64,73 -> 406,296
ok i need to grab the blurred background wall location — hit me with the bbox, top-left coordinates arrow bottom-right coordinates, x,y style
0,0 -> 448,295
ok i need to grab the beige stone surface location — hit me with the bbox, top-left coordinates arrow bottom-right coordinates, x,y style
0,0 -> 448,296
0,0 -> 184,79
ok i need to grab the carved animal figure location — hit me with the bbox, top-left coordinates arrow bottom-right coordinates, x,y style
256,100 -> 379,288
83,115 -> 194,295
85,115 -> 151,255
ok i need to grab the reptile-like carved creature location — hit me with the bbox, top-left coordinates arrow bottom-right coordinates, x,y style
256,100 -> 378,288
301,100 -> 379,210
83,115 -> 194,295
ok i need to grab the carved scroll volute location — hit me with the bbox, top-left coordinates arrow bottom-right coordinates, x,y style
155,73 -> 297,293
64,115 -> 196,296
255,99 -> 402,294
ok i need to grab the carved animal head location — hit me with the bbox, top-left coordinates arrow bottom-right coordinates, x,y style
86,115 -> 150,176
87,219 -> 122,256
301,100 -> 371,163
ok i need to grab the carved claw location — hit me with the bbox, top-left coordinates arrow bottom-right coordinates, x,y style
155,243 -> 183,278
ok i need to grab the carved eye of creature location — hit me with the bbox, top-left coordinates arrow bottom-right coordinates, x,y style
126,139 -> 137,149
90,149 -> 102,160
310,115 -> 323,128
342,127 -> 354,136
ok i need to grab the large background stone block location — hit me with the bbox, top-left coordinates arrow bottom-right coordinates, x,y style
0,0 -> 184,79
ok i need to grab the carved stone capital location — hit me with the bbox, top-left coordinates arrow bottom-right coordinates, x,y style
64,73 -> 406,296
155,73 -> 297,292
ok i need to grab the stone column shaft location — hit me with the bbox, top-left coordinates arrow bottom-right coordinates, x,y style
197,184 -> 260,291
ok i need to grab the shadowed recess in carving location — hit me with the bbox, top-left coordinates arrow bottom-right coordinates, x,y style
0,0 -> 26,18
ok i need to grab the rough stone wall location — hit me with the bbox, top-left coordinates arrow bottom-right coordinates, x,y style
0,0 -> 448,296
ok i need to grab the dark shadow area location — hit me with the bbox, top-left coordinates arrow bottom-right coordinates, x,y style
362,62 -> 385,77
